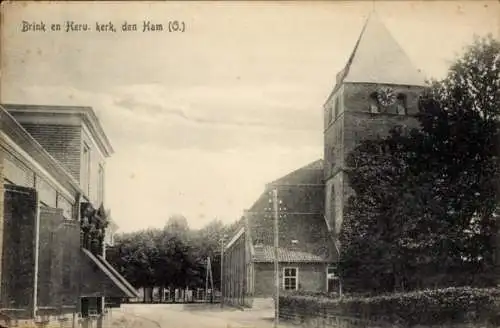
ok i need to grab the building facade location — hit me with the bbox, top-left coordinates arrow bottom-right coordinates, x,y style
323,13 -> 427,237
0,104 -> 137,328
222,160 -> 338,308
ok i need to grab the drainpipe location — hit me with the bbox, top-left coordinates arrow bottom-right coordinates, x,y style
75,193 -> 83,326
0,150 -> 4,301
32,195 -> 41,319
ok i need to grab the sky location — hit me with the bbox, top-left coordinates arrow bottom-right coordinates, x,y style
2,1 -> 499,232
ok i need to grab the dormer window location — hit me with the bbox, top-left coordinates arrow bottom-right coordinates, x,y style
396,94 -> 407,115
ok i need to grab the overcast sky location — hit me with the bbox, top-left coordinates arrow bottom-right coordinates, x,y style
2,1 -> 498,232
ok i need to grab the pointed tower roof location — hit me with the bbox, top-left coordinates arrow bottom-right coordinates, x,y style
341,13 -> 426,87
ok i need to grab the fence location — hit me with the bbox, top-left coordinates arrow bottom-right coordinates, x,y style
127,288 -> 221,304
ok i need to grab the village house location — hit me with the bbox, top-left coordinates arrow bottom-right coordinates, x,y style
222,160 -> 338,309
0,104 -> 138,328
222,13 -> 427,309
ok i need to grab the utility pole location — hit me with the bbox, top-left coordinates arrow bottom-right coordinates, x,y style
209,257 -> 214,303
205,257 -> 209,302
272,188 -> 280,328
220,235 -> 226,308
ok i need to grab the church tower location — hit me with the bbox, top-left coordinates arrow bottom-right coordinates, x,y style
323,13 -> 427,237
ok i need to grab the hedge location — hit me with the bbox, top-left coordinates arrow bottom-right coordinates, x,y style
279,287 -> 500,327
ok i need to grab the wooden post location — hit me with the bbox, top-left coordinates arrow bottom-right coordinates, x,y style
220,237 -> 225,308
209,257 -> 214,303
272,188 -> 279,328
205,257 -> 209,302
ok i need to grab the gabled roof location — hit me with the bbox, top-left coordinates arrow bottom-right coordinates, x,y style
326,13 -> 426,104
251,159 -> 325,219
244,159 -> 333,260
267,159 -> 324,187
253,245 -> 327,263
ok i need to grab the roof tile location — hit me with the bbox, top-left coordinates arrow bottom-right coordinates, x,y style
253,245 -> 327,263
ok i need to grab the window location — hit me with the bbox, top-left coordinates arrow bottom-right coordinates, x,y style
283,267 -> 298,291
369,92 -> 379,113
327,265 -> 340,293
97,164 -> 104,204
327,265 -> 337,278
396,94 -> 407,115
82,143 -> 91,195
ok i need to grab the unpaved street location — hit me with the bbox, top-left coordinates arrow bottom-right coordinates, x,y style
106,304 -> 293,328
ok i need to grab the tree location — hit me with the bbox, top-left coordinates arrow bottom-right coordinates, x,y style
165,214 -> 190,240
107,215 -> 240,301
339,35 -> 500,293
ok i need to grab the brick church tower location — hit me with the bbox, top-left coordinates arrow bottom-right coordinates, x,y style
323,13 -> 427,237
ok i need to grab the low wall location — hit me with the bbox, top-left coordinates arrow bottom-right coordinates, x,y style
3,313 -> 111,328
278,287 -> 500,328
279,306 -> 395,328
279,304 -> 497,328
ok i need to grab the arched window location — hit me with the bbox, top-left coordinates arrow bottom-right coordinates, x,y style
397,94 -> 407,115
369,92 -> 379,113
330,185 -> 336,227
334,96 -> 340,118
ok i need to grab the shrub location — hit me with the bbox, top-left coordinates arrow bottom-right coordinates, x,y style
279,287 -> 500,327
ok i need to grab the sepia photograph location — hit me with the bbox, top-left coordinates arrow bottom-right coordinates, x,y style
0,1 -> 499,327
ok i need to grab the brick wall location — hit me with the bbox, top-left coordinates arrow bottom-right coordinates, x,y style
324,82 -> 426,239
343,111 -> 421,160
1,185 -> 38,319
324,115 -> 344,179
59,218 -> 81,310
254,262 -> 327,297
21,124 -> 82,180
37,207 -> 65,309
341,82 -> 424,169
35,207 -> 80,314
